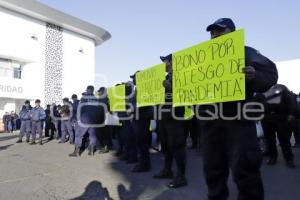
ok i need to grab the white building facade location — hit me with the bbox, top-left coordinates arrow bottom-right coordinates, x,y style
276,59 -> 300,94
0,0 -> 110,117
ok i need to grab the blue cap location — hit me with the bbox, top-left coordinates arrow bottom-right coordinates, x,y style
160,54 -> 172,63
206,18 -> 236,32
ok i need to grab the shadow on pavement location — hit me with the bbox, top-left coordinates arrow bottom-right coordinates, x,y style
109,148 -> 235,200
0,134 -> 19,141
111,152 -> 191,200
107,152 -> 161,200
70,180 -> 113,200
0,144 -> 14,151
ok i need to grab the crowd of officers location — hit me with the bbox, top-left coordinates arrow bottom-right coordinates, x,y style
2,111 -> 20,133
14,18 -> 300,200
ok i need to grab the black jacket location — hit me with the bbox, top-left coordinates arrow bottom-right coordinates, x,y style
131,90 -> 154,120
79,94 -> 105,125
159,72 -> 185,121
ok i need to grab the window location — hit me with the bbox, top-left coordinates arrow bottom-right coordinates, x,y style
0,58 -> 22,79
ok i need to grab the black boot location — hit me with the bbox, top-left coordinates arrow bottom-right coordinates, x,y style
168,176 -> 188,188
153,169 -> 173,179
26,138 -> 30,143
16,139 -> 22,143
88,145 -> 95,156
69,147 -> 81,157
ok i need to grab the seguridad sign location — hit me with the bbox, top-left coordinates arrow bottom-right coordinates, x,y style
0,84 -> 23,94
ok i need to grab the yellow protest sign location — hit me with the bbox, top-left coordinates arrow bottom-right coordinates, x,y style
184,106 -> 195,120
172,29 -> 245,106
136,63 -> 166,107
107,85 -> 126,112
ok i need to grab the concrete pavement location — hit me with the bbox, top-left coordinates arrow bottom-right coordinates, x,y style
1,132 -> 300,200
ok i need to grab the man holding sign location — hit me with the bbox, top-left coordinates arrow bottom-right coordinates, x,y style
196,18 -> 278,200
153,55 -> 188,189
116,83 -> 138,164
130,72 -> 155,173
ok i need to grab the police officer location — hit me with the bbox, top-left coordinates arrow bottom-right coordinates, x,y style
71,95 -> 80,121
8,112 -> 14,133
52,104 -> 61,140
30,99 -> 46,145
45,104 -> 55,140
114,114 -> 124,157
70,94 -> 80,144
199,18 -> 278,200
117,82 -> 138,164
153,54 -> 187,188
292,92 -> 300,147
96,87 -> 111,153
2,112 -> 9,133
59,98 -> 74,143
69,86 -> 105,157
16,100 -> 32,143
130,72 -> 153,172
262,84 -> 296,168
10,111 -> 18,132
71,94 -> 80,114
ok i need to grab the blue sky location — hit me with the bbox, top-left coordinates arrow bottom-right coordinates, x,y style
39,0 -> 300,87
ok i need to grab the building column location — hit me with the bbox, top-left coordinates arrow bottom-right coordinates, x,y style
45,23 -> 63,105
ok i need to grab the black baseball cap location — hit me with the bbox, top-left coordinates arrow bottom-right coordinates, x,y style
206,18 -> 236,32
25,100 -> 30,104
160,54 -> 172,63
